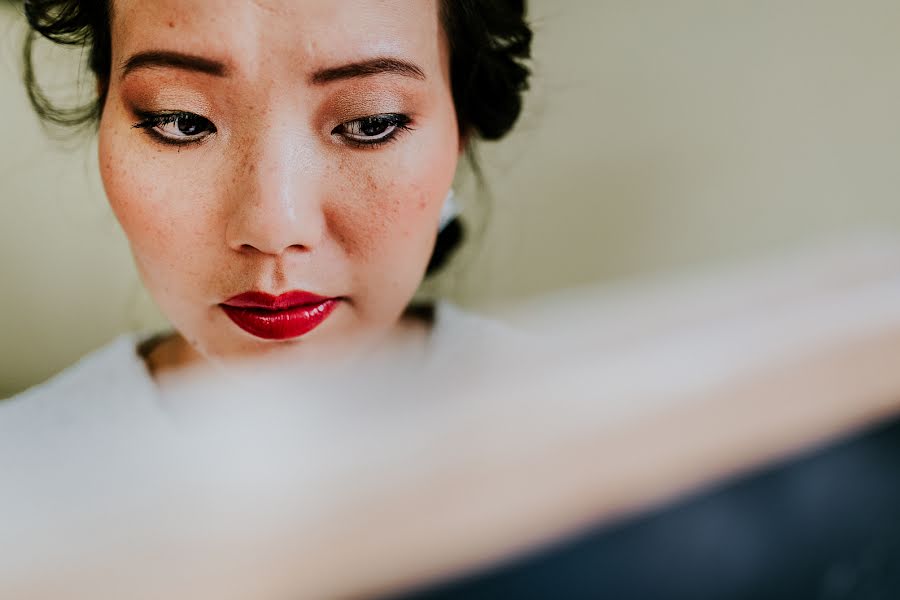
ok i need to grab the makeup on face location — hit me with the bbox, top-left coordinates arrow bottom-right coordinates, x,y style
220,291 -> 341,340
100,0 -> 459,364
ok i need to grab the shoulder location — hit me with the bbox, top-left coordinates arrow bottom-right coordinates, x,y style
1,334 -> 161,440
0,336 -> 173,535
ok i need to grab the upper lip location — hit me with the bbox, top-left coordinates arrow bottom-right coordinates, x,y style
221,290 -> 334,310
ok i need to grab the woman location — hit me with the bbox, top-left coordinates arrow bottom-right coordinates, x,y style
13,0 -> 532,399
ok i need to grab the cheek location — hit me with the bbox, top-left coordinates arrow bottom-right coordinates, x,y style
98,116 -> 215,282
325,126 -> 459,269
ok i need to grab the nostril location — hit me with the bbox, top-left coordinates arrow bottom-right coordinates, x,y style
278,243 -> 311,254
236,242 -> 309,255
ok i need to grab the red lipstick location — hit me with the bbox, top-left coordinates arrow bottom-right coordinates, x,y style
220,291 -> 339,340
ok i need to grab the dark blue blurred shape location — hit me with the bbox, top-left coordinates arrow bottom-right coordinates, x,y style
399,417 -> 900,600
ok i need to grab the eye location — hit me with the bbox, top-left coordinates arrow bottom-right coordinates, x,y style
333,113 -> 413,147
133,111 -> 217,145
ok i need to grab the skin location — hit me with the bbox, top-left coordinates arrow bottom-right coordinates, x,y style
97,0 -> 461,375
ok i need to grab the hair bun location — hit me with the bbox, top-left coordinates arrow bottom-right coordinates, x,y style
444,0 -> 533,142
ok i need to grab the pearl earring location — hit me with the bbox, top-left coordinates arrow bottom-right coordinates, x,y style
438,189 -> 460,232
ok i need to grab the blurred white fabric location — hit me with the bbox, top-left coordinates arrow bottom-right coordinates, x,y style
3,237 -> 900,599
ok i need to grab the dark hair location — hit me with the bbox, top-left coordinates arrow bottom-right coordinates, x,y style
22,0 -> 532,275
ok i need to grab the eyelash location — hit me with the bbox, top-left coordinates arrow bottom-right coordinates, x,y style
331,113 -> 414,149
132,111 -> 414,149
133,111 -> 216,146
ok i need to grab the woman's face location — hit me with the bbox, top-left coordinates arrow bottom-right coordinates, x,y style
98,0 -> 460,363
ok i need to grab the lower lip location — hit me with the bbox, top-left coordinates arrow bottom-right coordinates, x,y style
220,299 -> 339,340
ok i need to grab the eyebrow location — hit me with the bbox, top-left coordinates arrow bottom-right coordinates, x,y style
121,51 -> 229,77
121,52 -> 425,84
309,57 -> 426,84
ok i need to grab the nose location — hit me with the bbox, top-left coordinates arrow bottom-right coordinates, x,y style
225,130 -> 326,256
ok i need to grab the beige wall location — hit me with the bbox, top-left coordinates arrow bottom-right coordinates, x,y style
4,0 -> 900,396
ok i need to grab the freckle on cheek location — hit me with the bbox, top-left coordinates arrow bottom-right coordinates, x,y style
364,171 -> 377,192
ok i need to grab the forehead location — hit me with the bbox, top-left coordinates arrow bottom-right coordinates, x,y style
110,0 -> 444,76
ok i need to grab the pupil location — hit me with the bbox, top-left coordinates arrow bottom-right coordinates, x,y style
360,117 -> 388,137
177,116 -> 202,135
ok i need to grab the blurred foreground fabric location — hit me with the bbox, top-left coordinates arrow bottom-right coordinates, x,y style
404,414 -> 900,599
3,238 -> 900,598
